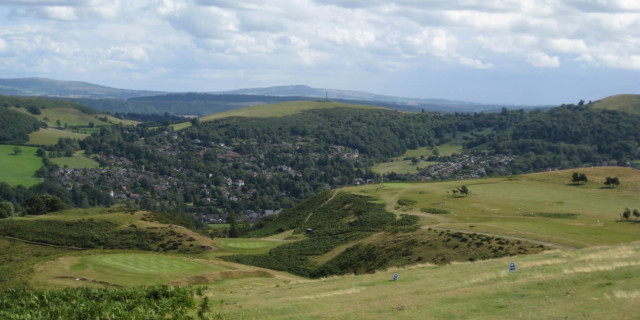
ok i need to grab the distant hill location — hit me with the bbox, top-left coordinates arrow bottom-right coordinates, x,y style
217,85 -> 533,113
199,100 -> 387,122
0,77 -> 163,99
1,78 -> 543,115
591,94 -> 640,115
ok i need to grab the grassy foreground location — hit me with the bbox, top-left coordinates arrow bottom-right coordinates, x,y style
210,241 -> 640,319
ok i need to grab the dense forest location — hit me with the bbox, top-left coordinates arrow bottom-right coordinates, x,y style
0,108 -> 43,144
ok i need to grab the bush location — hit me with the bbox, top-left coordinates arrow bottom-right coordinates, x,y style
22,194 -> 68,215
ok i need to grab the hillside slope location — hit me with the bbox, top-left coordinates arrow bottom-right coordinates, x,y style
591,94 -> 640,115
0,77 -> 162,99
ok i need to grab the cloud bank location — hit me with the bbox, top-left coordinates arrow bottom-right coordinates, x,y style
0,0 -> 638,104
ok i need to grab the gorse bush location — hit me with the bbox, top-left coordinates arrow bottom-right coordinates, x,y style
0,285 -> 198,320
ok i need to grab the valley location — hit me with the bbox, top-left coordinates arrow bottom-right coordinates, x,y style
1,91 -> 640,319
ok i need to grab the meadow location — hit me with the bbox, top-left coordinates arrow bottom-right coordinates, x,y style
27,128 -> 89,145
371,144 -> 462,175
49,155 -> 99,169
0,144 -> 42,187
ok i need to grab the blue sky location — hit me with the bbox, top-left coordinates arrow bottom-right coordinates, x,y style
0,0 -> 639,105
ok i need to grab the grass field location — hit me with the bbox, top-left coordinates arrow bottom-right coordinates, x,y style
211,238 -> 284,256
371,144 -> 461,175
11,105 -> 136,128
209,240 -> 640,319
209,223 -> 230,229
49,156 -> 99,169
27,128 -> 89,145
200,101 -> 386,122
33,252 -> 231,287
0,144 -> 42,187
356,167 -> 640,248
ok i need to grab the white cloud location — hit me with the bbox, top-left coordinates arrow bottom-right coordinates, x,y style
0,0 -> 638,102
526,51 -> 560,67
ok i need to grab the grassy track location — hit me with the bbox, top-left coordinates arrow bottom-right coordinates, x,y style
27,128 -> 89,145
0,145 -> 42,187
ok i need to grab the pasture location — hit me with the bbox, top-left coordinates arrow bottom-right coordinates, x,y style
371,144 -> 461,175
27,128 -> 89,145
49,156 -> 99,169
0,144 -> 42,187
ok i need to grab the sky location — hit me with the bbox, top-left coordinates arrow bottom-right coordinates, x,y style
0,0 -> 639,105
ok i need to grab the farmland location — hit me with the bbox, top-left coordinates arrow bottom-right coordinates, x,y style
0,144 -> 42,187
27,128 -> 89,146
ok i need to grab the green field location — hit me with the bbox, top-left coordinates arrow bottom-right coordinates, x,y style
12,105 -> 136,128
372,144 -> 461,174
357,166 -> 640,248
209,241 -> 640,319
49,156 -> 99,169
0,144 -> 42,187
212,238 -> 284,256
34,253 -> 231,287
209,223 -> 230,229
27,128 -> 89,145
200,101 -> 386,122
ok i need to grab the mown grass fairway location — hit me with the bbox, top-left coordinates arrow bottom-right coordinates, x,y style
200,101 -> 385,122
208,241 -> 640,320
211,238 -> 284,256
354,167 -> 640,248
0,144 -> 42,187
34,253 -> 231,287
27,128 -> 89,145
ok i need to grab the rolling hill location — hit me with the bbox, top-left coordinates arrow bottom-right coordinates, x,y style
0,77 -> 163,99
591,94 -> 640,115
1,77 -> 544,115
1,167 -> 640,319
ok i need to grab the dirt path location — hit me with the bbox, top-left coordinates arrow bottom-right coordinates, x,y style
304,190 -> 339,223
426,226 -> 578,250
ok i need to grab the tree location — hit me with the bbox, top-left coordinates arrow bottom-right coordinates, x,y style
622,208 -> 631,220
0,201 -> 13,219
23,194 -> 67,215
571,172 -> 587,185
458,185 -> 470,196
633,209 -> 640,220
13,146 -> 22,155
604,177 -> 620,188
